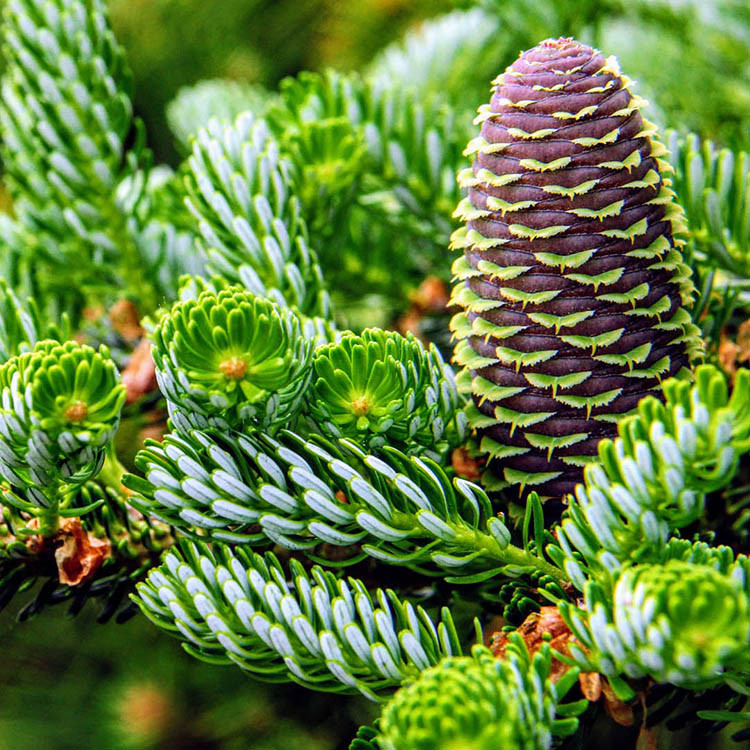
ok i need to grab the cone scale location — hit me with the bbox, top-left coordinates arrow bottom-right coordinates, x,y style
451,38 -> 699,497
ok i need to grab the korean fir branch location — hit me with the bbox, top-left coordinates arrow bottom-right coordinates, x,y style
549,364 -> 750,696
376,637 -> 586,750
146,283 -> 463,455
134,540 -> 465,701
358,7 -> 505,248
150,286 -> 314,433
269,68 -> 473,277
0,214 -> 42,312
126,286 -> 561,582
262,11 -> 507,302
265,71 -> 370,249
263,71 -> 403,305
0,0 -> 157,318
167,79 -> 276,155
0,333 -> 171,619
184,113 -> 332,324
126,426 -> 563,583
305,329 -> 465,459
553,364 -> 750,590
0,340 -> 126,537
0,287 -> 113,532
558,554 -> 750,697
666,130 -> 750,281
0,279 -> 69,364
362,89 -> 468,253
128,164 -> 209,303
366,8 -> 505,114
666,131 -> 750,348
662,130 -> 750,352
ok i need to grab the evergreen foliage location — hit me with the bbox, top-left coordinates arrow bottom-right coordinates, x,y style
152,287 -> 313,431
378,639 -> 584,750
0,1 -> 749,748
126,425 -> 559,582
184,113 -> 330,320
305,330 -> 464,456
565,558 -> 750,691
0,0 -> 153,316
556,364 -> 750,587
0,340 -> 124,498
167,79 -> 274,154
136,541 -> 463,700
667,130 -> 750,280
0,278 -> 69,362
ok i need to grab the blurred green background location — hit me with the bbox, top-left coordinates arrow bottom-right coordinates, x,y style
109,0 -> 455,164
0,605 -> 374,749
109,0 -> 749,165
1,1 -> 748,748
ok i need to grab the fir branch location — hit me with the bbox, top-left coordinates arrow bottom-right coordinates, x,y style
666,130 -> 750,280
348,725 -> 379,750
131,166 -> 207,301
172,275 -> 337,347
377,638 -> 585,750
151,286 -> 313,432
0,340 -> 125,520
270,69 -> 470,284
366,8 -> 504,112
0,279 -> 69,364
364,96 -> 467,249
305,329 -> 465,458
184,113 -> 331,320
559,554 -> 750,694
0,215 -> 37,308
360,8 -> 517,246
0,0 -> 157,316
134,540 -> 464,700
0,320 -> 168,624
284,117 -> 368,245
167,79 -> 275,154
553,365 -> 750,590
126,426 -> 561,583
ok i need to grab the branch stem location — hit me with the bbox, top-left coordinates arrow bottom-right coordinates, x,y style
37,484 -> 60,539
98,443 -> 128,494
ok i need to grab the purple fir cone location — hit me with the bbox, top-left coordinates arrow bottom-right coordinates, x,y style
451,38 -> 701,498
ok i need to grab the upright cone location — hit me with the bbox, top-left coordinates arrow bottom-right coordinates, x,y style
451,38 -> 700,497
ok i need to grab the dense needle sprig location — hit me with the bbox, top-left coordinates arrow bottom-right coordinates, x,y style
151,287 -> 313,431
305,329 -> 465,457
0,340 -> 124,492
